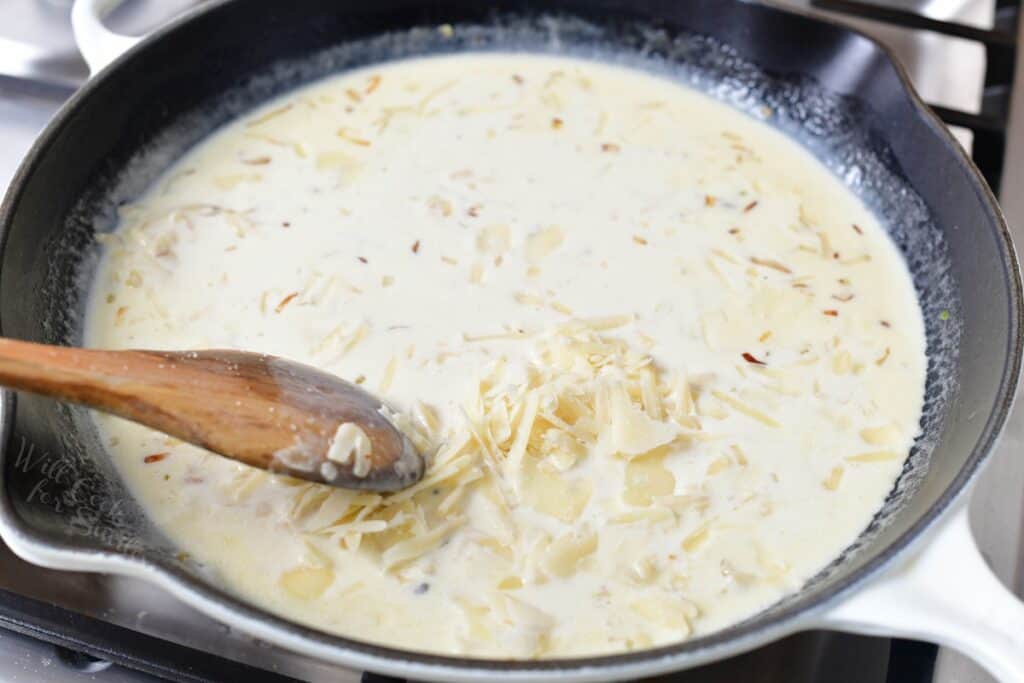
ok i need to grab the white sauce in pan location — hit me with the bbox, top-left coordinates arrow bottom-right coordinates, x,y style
84,54 -> 926,657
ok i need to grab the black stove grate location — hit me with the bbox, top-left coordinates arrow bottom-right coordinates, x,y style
814,0 -> 1021,193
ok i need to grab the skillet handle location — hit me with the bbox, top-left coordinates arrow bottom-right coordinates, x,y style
817,505 -> 1024,682
71,0 -> 141,76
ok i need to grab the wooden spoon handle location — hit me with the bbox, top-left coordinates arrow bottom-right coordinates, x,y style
0,339 -> 243,453
0,338 -> 156,411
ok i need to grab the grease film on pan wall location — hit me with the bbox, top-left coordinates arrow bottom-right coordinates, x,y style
0,1 -> 1023,682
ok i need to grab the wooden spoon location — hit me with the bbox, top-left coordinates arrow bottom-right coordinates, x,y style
0,339 -> 425,491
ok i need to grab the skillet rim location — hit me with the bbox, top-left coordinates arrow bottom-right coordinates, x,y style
0,0 -> 1020,679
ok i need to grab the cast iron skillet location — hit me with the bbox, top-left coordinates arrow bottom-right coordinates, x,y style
0,0 -> 1022,681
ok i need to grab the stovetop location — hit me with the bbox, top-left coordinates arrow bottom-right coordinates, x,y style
0,1 -> 1022,682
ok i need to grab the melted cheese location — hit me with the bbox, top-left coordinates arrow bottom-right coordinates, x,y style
83,53 -> 927,658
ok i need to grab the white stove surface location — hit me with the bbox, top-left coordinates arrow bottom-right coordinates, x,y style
0,2 -> 1020,682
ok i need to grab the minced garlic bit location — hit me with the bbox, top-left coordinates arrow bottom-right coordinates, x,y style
326,423 -> 373,477
524,225 -> 564,263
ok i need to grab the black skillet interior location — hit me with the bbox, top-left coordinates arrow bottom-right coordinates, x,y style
0,0 -> 1018,674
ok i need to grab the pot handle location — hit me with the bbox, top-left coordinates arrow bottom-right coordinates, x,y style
71,0 -> 141,76
817,504 -> 1024,682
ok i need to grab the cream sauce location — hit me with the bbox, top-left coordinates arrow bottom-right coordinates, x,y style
84,54 -> 926,658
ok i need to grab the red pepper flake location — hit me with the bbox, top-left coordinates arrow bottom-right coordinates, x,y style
823,309 -> 839,317
742,352 -> 766,365
411,240 -> 421,254
852,223 -> 864,235
467,205 -> 481,217
144,453 -> 169,464
705,195 -> 717,207
344,135 -> 371,147
601,142 -> 620,153
275,292 -> 299,312
832,293 -> 855,302
281,221 -> 291,228
743,200 -> 759,213
357,256 -> 368,264
551,117 -> 564,129
632,235 -> 648,245
184,474 -> 204,485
